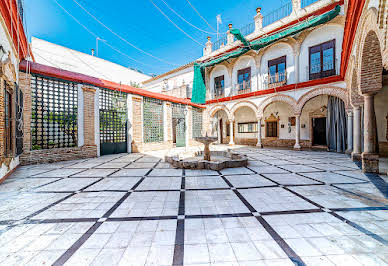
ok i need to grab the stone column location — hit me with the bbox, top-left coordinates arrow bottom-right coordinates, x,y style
294,115 -> 301,150
254,8 -> 263,33
229,119 -> 234,145
217,118 -> 222,144
361,93 -> 379,173
256,118 -> 263,148
346,110 -> 353,154
351,106 -> 361,161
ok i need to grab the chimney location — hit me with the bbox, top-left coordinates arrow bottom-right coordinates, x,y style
254,7 -> 263,32
227,24 -> 234,45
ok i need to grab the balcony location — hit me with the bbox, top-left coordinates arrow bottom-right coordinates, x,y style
234,80 -> 252,95
213,87 -> 225,99
264,72 -> 287,90
307,59 -> 339,81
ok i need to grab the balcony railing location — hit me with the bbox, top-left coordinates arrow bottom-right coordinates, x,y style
301,0 -> 320,9
239,22 -> 255,37
264,72 -> 287,90
307,59 -> 339,80
234,80 -> 252,95
212,36 -> 228,51
262,1 -> 293,27
213,89 -> 225,99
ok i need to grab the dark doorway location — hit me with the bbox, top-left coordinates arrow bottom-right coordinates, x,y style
312,117 -> 327,146
219,119 -> 223,144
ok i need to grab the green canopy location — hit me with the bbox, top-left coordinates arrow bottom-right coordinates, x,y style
191,5 -> 341,104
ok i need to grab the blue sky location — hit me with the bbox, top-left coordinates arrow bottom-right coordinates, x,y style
24,0 -> 290,76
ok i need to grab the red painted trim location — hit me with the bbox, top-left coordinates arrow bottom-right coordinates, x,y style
0,0 -> 28,60
340,0 -> 366,77
19,61 -> 205,109
201,1 -> 345,63
0,164 -> 19,185
206,75 -> 343,104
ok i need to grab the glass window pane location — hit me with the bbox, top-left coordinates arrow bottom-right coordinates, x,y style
323,48 -> 334,71
310,52 -> 321,74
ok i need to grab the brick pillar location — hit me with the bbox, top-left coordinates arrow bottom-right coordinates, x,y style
165,102 -> 173,144
18,72 -> 31,152
82,86 -> 96,146
131,96 -> 142,152
187,106 -> 193,142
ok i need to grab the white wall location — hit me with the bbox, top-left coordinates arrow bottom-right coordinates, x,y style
263,103 -> 295,140
231,55 -> 257,92
299,24 -> 344,82
31,37 -> 150,86
143,66 -> 194,93
0,16 -> 20,80
260,42 -> 295,90
234,107 -> 257,139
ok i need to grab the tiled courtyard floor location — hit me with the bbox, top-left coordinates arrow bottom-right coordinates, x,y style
0,146 -> 387,265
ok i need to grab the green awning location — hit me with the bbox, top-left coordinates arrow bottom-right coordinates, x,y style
191,5 -> 341,104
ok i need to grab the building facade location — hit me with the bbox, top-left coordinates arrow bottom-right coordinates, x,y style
143,0 -> 388,174
0,0 -> 28,181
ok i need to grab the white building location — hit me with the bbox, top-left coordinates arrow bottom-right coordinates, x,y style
31,37 -> 151,86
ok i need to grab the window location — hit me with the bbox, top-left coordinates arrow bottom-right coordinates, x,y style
309,39 -> 336,80
268,56 -> 286,84
237,67 -> 251,93
4,85 -> 12,156
238,122 -> 258,133
214,75 -> 225,98
266,121 -> 278,138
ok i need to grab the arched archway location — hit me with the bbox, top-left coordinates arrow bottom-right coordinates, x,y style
296,86 -> 348,114
208,105 -> 232,144
231,101 -> 259,146
258,94 -> 297,118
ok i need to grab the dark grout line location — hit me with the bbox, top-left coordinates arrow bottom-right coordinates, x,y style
218,172 -> 306,266
172,169 -> 186,266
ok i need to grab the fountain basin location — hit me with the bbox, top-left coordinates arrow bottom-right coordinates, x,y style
165,150 -> 248,170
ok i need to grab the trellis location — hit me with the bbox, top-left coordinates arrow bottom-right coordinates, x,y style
143,97 -> 164,143
99,88 -> 127,146
30,75 -> 78,150
192,107 -> 203,138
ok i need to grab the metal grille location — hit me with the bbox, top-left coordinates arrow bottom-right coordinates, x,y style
143,97 -> 164,143
192,107 -> 203,138
15,84 -> 24,156
99,88 -> 127,144
31,75 -> 78,150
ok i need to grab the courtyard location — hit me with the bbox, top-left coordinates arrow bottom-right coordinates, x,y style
0,146 -> 387,265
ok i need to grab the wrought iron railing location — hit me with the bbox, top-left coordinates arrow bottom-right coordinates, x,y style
263,1 -> 293,27
301,0 -> 320,9
306,58 -> 339,80
240,22 -> 255,37
264,72 -> 287,90
212,36 -> 228,51
234,80 -> 252,95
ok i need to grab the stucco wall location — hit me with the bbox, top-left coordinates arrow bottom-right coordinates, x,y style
299,24 -> 344,82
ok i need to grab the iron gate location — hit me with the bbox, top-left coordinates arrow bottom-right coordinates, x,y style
172,103 -> 186,147
99,88 -> 127,155
15,84 -> 23,156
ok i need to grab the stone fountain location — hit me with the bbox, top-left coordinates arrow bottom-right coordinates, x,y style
194,133 -> 218,161
165,134 -> 248,170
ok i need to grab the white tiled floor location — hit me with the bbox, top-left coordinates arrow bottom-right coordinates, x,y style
0,147 -> 387,265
